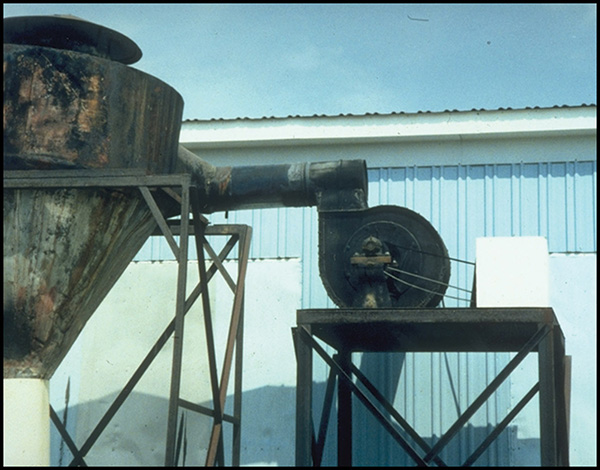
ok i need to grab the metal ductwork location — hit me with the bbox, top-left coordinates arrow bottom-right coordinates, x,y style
176,145 -> 369,212
177,144 -> 451,309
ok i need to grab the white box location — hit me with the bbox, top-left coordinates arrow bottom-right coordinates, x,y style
475,237 -> 550,308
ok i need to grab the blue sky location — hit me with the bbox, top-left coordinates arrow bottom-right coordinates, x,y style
3,3 -> 597,120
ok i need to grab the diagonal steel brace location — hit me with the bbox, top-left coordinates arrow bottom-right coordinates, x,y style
423,324 -> 551,464
297,326 -> 429,466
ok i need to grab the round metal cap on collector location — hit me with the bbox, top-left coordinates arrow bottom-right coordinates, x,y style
3,15 -> 143,64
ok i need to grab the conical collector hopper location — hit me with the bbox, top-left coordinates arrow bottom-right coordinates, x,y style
4,187 -> 166,379
3,15 -> 184,379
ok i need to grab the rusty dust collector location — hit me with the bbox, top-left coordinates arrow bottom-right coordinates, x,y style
4,15 -> 450,466
3,15 -> 184,465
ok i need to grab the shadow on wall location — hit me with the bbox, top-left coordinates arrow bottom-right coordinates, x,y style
51,386 -> 299,466
50,384 -> 539,466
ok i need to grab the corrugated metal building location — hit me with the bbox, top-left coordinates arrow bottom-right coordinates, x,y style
50,104 -> 596,466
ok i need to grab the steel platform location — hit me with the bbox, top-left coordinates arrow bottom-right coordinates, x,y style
293,307 -> 570,466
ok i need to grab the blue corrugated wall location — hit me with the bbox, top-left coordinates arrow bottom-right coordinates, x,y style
134,159 -> 596,465
136,159 -> 597,259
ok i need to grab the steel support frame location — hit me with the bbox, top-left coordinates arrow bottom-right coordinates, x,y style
293,309 -> 569,467
5,170 -> 251,466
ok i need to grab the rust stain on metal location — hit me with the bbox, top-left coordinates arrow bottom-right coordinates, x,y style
218,169 -> 232,196
4,186 -> 162,379
33,285 -> 56,343
4,42 -> 183,172
76,75 -> 102,132
6,48 -> 108,167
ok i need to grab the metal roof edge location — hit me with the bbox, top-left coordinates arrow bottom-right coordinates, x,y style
182,103 -> 597,124
180,104 -> 597,149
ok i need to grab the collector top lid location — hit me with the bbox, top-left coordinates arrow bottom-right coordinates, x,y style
3,15 -> 143,64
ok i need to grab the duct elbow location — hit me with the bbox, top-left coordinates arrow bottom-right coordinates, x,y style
307,159 -> 369,212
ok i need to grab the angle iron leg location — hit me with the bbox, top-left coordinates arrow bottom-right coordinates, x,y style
232,301 -> 244,466
337,350 -> 352,467
293,326 -> 314,466
538,324 -> 558,466
232,227 -> 251,466
165,180 -> 191,466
